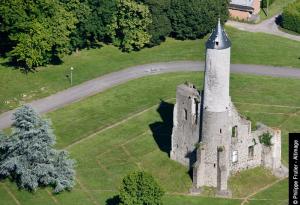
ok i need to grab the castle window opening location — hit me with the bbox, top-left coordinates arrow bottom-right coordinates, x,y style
192,98 -> 198,124
184,109 -> 187,120
220,129 -> 222,133
232,150 -> 238,163
248,146 -> 254,159
232,126 -> 238,138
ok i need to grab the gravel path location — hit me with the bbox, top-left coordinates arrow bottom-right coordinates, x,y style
1,61 -> 300,130
226,15 -> 300,42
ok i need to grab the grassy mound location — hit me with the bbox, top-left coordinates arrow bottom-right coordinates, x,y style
0,72 -> 294,204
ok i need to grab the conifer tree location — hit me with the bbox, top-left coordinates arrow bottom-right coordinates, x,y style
0,105 -> 75,193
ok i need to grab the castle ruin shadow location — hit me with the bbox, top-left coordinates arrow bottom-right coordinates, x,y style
149,100 -> 174,155
149,100 -> 194,180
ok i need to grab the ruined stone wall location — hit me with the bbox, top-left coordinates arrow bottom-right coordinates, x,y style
229,103 -> 282,174
188,96 -> 283,190
170,83 -> 201,167
229,103 -> 262,173
259,127 -> 282,171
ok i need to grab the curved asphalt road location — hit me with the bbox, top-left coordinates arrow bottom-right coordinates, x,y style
1,61 -> 300,130
226,15 -> 300,42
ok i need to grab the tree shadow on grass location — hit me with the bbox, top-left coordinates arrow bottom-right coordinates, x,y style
275,14 -> 283,27
106,195 -> 120,205
0,60 -> 36,74
149,100 -> 174,156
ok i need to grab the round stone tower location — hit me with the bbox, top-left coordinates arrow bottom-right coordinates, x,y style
201,19 -> 232,195
203,19 -> 231,112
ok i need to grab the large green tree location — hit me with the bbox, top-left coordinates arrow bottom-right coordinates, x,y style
109,0 -> 152,52
0,105 -> 75,193
0,0 -> 77,70
60,0 -> 119,50
168,0 -> 229,40
85,0 -> 118,44
119,171 -> 164,205
60,0 -> 92,51
136,0 -> 172,46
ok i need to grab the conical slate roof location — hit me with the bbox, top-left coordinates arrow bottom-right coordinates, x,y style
206,19 -> 231,50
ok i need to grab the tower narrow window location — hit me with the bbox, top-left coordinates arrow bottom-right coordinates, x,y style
248,146 -> 254,159
192,98 -> 198,124
232,126 -> 238,138
184,109 -> 187,120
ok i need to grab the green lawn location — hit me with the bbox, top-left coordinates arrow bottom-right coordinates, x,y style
0,72 -> 295,205
252,179 -> 288,200
259,0 -> 296,21
46,72 -> 300,164
163,195 -> 241,205
246,179 -> 288,204
1,26 -> 300,114
229,167 -> 277,198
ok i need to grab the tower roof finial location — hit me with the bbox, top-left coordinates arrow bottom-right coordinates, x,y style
206,19 -> 231,50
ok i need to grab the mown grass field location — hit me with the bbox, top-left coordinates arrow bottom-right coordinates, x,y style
0,72 -> 295,205
1,26 -> 300,113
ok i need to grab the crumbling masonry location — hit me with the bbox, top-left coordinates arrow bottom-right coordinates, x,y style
170,19 -> 288,196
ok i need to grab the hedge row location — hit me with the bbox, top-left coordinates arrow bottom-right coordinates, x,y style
282,0 -> 300,34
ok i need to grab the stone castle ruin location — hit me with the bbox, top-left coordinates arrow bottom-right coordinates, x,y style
170,19 -> 288,196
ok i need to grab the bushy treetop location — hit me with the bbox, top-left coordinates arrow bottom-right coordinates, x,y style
119,171 -> 164,205
0,0 -> 77,70
0,0 -> 229,68
168,0 -> 229,40
109,0 -> 152,52
136,0 -> 172,46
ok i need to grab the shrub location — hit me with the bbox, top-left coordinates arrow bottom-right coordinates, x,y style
119,171 -> 164,205
259,132 -> 273,147
282,0 -> 300,34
